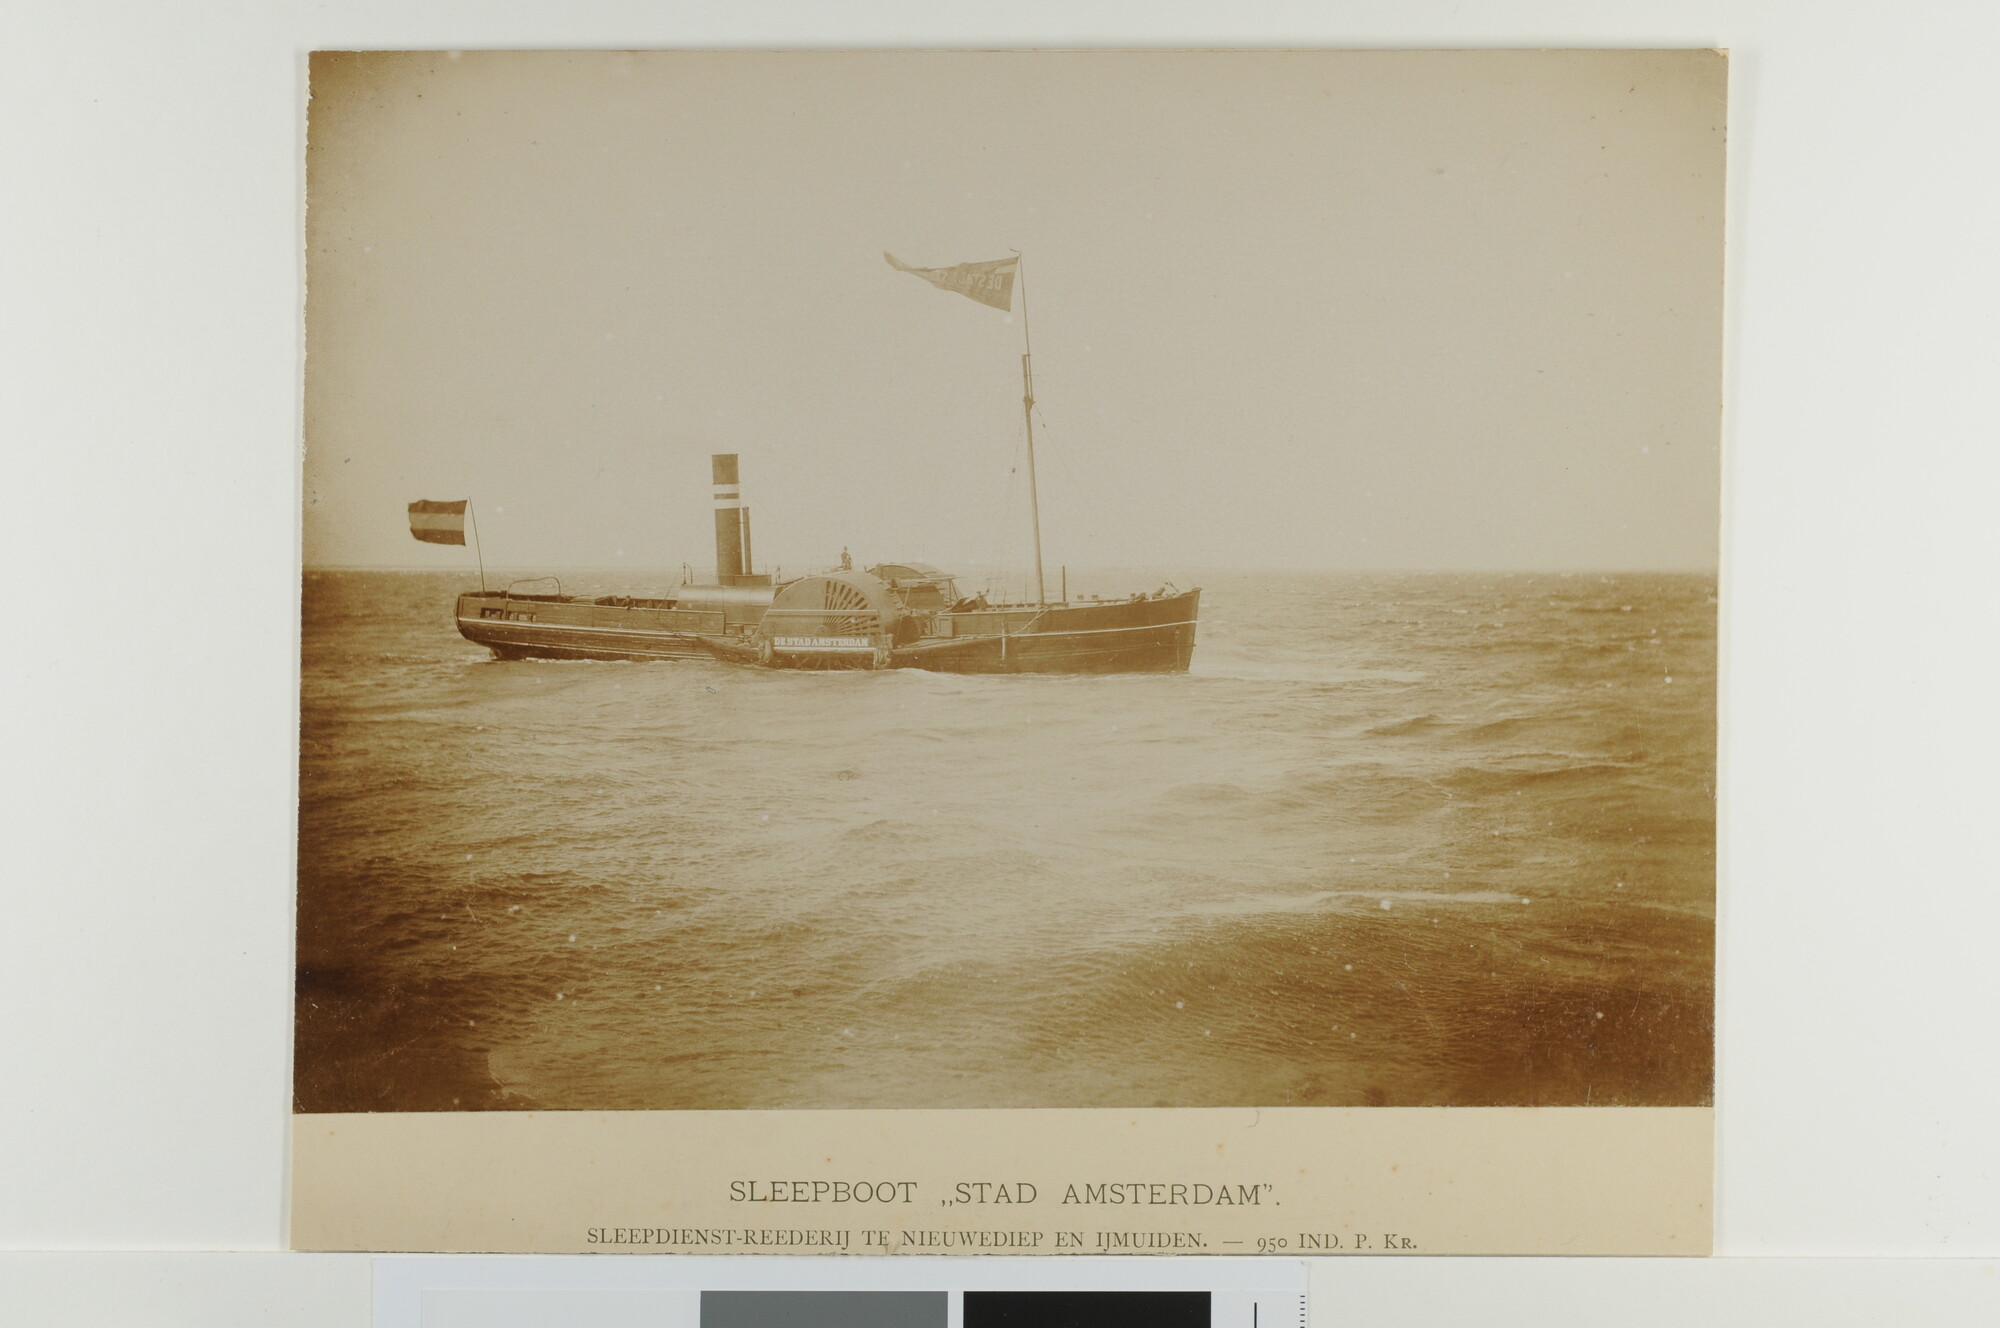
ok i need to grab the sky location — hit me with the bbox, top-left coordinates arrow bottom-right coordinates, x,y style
303,50 -> 1724,575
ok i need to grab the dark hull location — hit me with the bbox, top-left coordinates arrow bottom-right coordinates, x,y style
887,590 -> 1199,674
455,594 -> 717,662
453,588 -> 1200,674
467,627 -> 709,662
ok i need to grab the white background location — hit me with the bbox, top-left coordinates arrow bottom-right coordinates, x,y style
3,0 -> 1996,1321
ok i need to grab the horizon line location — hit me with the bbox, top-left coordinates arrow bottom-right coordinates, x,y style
303,562 -> 1722,577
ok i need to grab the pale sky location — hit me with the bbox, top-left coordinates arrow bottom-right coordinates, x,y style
304,50 -> 1723,575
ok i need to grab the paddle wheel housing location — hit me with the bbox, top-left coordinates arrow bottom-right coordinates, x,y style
755,571 -> 904,668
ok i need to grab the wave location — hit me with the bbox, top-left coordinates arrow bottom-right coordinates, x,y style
295,568 -> 1716,1112
1363,713 -> 1443,736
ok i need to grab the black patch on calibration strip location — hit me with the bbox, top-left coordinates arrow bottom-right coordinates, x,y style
964,1291 -> 1212,1328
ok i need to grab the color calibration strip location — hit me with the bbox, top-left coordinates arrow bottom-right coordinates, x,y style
702,1290 -> 1215,1328
378,1256 -> 1308,1328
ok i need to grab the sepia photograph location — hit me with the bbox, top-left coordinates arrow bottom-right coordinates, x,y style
296,49 -> 1721,1125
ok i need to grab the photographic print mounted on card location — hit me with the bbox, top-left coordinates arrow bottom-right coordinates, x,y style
292,49 -> 1721,1254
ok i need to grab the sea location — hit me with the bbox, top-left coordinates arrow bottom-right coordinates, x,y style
296,569 -> 1714,1113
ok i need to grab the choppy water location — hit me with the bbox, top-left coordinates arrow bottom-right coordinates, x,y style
296,569 -> 1714,1112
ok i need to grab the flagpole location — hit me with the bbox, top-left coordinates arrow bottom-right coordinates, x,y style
1013,250 -> 1048,607
468,500 -> 488,593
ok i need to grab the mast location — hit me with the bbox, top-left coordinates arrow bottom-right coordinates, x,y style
1015,252 -> 1047,606
883,247 -> 1050,605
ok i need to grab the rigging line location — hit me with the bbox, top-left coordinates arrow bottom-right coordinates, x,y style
1012,247 -> 1033,360
468,500 -> 488,594
1037,404 -> 1105,540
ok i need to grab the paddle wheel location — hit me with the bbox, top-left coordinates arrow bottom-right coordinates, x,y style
755,572 -> 904,669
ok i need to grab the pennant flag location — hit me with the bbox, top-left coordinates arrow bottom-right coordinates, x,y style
884,252 -> 1017,312
408,499 -> 468,546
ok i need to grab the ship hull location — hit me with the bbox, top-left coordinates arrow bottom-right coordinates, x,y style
455,593 -> 717,662
454,588 -> 1200,673
887,589 -> 1200,674
464,627 -> 709,663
